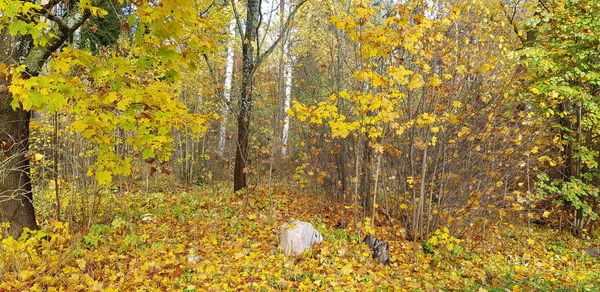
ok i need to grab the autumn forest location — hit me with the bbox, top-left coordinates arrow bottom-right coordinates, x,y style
0,0 -> 598,290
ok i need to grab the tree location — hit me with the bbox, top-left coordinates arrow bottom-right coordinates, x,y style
1,0 -> 220,237
232,0 -> 307,192
0,0 -> 98,236
278,0 -> 294,157
289,0 -> 533,240
524,0 -> 600,235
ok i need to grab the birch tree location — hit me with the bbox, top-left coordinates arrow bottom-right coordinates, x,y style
280,0 -> 294,156
280,39 -> 293,156
218,18 -> 237,158
232,0 -> 307,192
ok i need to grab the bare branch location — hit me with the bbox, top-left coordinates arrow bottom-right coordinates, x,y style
254,0 -> 308,68
202,54 -> 236,114
230,0 -> 246,40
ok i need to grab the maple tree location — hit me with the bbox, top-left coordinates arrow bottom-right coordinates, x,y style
522,0 -> 600,235
289,0 -> 538,240
0,0 -> 221,236
0,0 -> 599,290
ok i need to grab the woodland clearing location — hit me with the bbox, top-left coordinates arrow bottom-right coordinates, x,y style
1,0 -> 599,291
1,181 -> 598,291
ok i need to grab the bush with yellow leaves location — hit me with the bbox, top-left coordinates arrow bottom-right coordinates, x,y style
423,227 -> 464,261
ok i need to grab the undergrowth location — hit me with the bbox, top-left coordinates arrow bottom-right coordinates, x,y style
0,182 -> 598,291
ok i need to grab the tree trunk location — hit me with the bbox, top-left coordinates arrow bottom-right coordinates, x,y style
280,39 -> 293,156
218,18 -> 236,158
360,138 -> 373,212
0,90 -> 38,236
0,29 -> 38,236
232,0 -> 306,192
0,3 -> 91,235
233,0 -> 260,192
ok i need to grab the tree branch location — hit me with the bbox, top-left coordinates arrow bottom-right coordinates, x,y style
23,0 -> 110,75
230,0 -> 245,40
499,0 -> 526,45
199,0 -> 215,17
254,0 -> 307,69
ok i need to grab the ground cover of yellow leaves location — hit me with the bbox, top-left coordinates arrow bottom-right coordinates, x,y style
1,183 -> 598,291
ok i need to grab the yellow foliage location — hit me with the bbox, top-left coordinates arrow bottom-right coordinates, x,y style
408,73 -> 425,91
29,186 -> 578,290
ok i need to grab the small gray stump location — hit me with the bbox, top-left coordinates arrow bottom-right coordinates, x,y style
364,235 -> 391,265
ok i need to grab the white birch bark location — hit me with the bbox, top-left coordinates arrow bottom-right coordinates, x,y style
218,18 -> 236,158
280,39 -> 293,156
280,0 -> 294,157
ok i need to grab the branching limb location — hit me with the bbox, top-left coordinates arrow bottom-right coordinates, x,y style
230,0 -> 246,40
254,0 -> 308,68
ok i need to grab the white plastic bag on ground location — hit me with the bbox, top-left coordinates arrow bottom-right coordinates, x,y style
279,220 -> 323,256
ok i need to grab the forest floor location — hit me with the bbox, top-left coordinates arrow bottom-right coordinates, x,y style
0,181 -> 599,291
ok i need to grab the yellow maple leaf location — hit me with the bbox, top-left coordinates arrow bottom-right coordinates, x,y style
372,143 -> 384,153
33,153 -> 44,162
408,73 -> 424,90
428,76 -> 442,87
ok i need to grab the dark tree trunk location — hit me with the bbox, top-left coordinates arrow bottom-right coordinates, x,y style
0,89 -> 38,236
360,138 -> 373,212
232,0 -> 306,192
233,0 -> 260,192
0,4 -> 91,236
0,30 -> 39,237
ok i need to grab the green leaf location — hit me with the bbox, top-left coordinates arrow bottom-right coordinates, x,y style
127,13 -> 137,27
136,57 -> 155,68
156,47 -> 179,62
8,20 -> 29,36
142,147 -> 154,160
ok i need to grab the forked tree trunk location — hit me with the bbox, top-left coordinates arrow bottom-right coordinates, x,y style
233,0 -> 306,192
233,0 -> 260,192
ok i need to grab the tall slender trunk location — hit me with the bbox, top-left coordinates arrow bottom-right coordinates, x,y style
218,19 -> 236,158
360,138 -> 373,211
233,0 -> 260,192
280,40 -> 293,156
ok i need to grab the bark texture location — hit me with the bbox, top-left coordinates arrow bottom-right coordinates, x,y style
0,88 -> 38,235
0,2 -> 92,236
233,0 -> 260,192
233,0 -> 307,192
0,31 -> 38,236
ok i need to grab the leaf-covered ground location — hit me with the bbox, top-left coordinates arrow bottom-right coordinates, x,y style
1,183 -> 598,291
